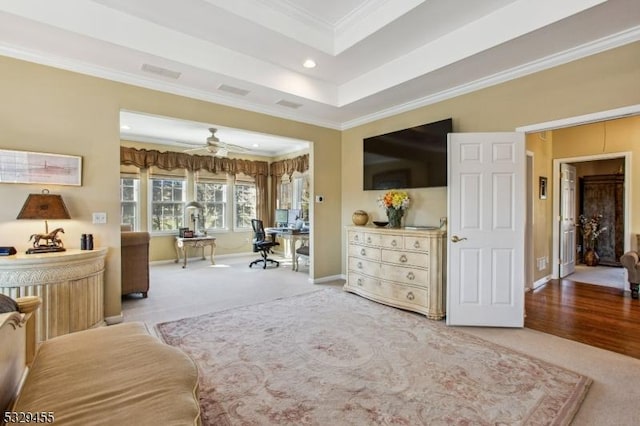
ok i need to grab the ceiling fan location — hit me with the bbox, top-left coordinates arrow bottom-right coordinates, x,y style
183,128 -> 250,157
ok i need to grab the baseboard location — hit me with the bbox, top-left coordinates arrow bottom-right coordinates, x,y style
149,251 -> 255,266
311,274 -> 345,284
532,275 -> 551,290
105,313 -> 124,325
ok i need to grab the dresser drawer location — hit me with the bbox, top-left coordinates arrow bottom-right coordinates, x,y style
348,256 -> 380,276
379,281 -> 428,308
380,263 -> 428,286
404,236 -> 431,252
379,234 -> 403,249
348,230 -> 365,245
362,232 -> 382,246
381,249 -> 428,268
348,244 -> 381,261
347,272 -> 381,294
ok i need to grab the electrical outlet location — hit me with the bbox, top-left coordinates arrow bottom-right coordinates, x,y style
92,212 -> 107,224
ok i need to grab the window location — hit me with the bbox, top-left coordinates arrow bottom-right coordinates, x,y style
277,172 -> 309,220
120,177 -> 139,230
196,181 -> 227,229
150,178 -> 186,231
278,174 -> 291,209
234,182 -> 256,229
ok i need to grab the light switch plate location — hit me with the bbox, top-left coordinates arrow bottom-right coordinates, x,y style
92,212 -> 107,224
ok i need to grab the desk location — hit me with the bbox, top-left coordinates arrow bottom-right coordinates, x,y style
174,236 -> 216,268
265,228 -> 309,271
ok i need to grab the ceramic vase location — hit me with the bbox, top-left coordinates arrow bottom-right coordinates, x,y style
352,210 -> 369,226
584,248 -> 600,266
386,208 -> 404,228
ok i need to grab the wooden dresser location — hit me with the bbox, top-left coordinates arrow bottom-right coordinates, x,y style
344,226 -> 446,319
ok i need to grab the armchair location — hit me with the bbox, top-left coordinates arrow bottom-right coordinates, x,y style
121,231 -> 151,297
249,219 -> 280,269
620,251 -> 640,299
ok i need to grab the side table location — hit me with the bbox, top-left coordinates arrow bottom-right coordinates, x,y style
174,236 -> 216,268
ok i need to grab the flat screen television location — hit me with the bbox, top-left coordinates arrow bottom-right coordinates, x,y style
363,118 -> 452,190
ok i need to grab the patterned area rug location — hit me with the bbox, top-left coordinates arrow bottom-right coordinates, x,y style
156,289 -> 591,425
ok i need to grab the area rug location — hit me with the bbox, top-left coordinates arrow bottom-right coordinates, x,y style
156,289 -> 591,425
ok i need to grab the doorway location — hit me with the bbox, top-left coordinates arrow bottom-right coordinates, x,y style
553,152 -> 631,291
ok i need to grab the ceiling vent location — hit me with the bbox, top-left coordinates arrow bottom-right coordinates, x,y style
141,63 -> 181,79
218,84 -> 250,96
276,99 -> 303,109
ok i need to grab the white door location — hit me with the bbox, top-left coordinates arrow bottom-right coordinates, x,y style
559,163 -> 577,277
447,132 -> 525,327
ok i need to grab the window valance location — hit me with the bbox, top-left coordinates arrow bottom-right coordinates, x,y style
120,146 -> 269,177
269,154 -> 309,177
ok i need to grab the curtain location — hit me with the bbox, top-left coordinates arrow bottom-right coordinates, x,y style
269,154 -> 309,226
121,146 -> 270,221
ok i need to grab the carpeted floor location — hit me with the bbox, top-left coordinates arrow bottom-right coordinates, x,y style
123,254 -> 640,425
157,288 -> 591,425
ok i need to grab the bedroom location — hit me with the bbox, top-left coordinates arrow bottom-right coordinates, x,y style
1,1 -> 640,424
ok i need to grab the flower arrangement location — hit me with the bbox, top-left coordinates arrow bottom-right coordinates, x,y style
577,213 -> 607,250
377,190 -> 410,228
377,189 -> 410,211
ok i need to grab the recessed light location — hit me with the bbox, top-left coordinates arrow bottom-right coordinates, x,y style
303,59 -> 316,69
252,143 -> 259,148
120,125 -> 131,130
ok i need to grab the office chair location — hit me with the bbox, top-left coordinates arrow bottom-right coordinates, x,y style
249,219 -> 280,269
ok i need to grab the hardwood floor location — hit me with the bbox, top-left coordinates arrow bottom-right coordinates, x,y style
525,279 -> 640,359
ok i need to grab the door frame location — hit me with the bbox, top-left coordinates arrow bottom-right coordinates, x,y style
551,152 -> 631,279
516,103 -> 639,281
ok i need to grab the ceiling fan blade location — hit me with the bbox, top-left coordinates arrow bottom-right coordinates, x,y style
183,146 -> 207,153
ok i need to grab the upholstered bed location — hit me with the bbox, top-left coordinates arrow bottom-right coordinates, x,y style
1,297 -> 201,426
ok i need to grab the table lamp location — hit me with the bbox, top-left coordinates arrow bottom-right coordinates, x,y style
17,189 -> 71,254
185,201 -> 204,235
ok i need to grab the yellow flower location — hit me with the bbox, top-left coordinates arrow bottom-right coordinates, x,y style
377,190 -> 410,210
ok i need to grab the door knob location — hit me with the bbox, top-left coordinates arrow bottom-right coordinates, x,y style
451,235 -> 467,243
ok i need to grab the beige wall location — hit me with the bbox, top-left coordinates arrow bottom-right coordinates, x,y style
342,41 -> 640,272
526,132 -> 554,281
0,56 -> 341,320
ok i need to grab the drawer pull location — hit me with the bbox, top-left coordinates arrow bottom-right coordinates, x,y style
360,248 -> 366,256
407,272 -> 415,280
391,239 -> 397,247
357,278 -> 363,287
413,240 -> 421,248
406,291 -> 415,301
399,254 -> 408,263
367,237 -> 372,244
357,261 -> 363,269
354,235 -> 359,242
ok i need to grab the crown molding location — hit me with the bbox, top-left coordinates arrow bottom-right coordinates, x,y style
0,43 -> 344,130
341,25 -> 640,130
1,24 -> 638,132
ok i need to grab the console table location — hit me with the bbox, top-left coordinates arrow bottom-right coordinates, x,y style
174,236 -> 216,268
344,226 -> 446,319
0,248 -> 107,342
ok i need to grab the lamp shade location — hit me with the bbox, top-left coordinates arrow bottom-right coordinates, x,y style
185,201 -> 203,210
17,192 -> 71,220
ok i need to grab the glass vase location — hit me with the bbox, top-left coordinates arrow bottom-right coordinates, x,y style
386,208 -> 404,228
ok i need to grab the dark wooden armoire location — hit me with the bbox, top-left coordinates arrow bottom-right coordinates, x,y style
579,174 -> 624,266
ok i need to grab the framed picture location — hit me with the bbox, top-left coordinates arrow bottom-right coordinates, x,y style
0,149 -> 82,186
539,176 -> 547,199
